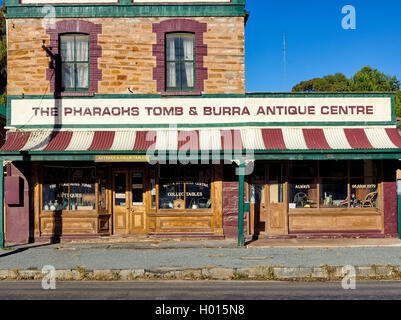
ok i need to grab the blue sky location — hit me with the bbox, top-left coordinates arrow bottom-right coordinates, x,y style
3,0 -> 401,93
245,0 -> 401,92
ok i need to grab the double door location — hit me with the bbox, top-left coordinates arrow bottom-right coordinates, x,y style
249,163 -> 288,236
113,169 -> 147,235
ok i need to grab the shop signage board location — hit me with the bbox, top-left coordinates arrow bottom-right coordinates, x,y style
95,155 -> 150,162
9,96 -> 394,128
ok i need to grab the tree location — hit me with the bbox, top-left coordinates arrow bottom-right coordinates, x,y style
292,66 -> 401,117
0,2 -> 6,107
292,73 -> 351,93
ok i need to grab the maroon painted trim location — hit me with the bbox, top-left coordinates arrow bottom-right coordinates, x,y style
303,129 -> 331,150
261,129 -> 286,150
152,19 -> 208,95
45,20 -> 102,94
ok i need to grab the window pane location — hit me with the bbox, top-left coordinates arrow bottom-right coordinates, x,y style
42,183 -> 68,211
182,62 -> 194,88
150,167 -> 156,209
70,183 -> 96,210
269,164 -> 284,204
320,179 -> 348,208
70,167 -> 95,211
75,35 -> 89,62
43,166 -> 69,181
290,161 -> 317,178
250,184 -> 265,204
182,35 -> 194,60
351,178 -> 378,208
166,36 -> 178,60
132,173 -> 144,205
60,35 -> 75,62
159,181 -> 184,209
350,160 -> 377,177
185,181 -> 211,209
289,180 -> 318,208
114,173 -> 126,207
62,63 -> 75,89
166,62 -> 177,88
320,161 -> 348,177
159,165 -> 185,179
76,63 -> 89,89
97,167 -> 107,211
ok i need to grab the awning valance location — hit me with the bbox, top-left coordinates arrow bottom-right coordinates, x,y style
1,128 -> 401,153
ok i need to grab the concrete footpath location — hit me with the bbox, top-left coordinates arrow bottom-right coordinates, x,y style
1,237 -> 401,281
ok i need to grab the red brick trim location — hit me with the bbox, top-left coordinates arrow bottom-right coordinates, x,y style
45,20 -> 102,94
152,19 -> 208,95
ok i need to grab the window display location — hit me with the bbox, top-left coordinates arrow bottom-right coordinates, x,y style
42,165 -> 96,211
158,165 -> 212,210
289,160 -> 379,210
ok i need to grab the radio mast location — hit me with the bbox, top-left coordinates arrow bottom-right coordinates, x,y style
283,32 -> 287,92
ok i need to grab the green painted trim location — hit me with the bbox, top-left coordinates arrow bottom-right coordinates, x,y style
6,4 -> 247,19
6,0 -> 246,6
0,105 -> 6,118
10,122 -> 396,130
1,149 -> 401,161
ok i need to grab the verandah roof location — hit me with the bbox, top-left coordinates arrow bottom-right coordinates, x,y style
1,127 -> 401,154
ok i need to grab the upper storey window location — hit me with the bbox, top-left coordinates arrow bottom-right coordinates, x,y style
166,33 -> 195,92
60,34 -> 90,92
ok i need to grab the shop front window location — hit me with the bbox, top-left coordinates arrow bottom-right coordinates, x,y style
289,160 -> 380,210
289,180 -> 318,209
158,165 -> 212,210
320,179 -> 348,208
42,165 -> 96,211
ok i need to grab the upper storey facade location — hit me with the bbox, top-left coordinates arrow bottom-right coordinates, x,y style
5,0 -> 247,97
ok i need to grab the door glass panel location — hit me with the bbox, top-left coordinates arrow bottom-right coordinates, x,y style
114,173 -> 126,206
269,164 -> 284,204
250,184 -> 265,204
132,173 -> 144,205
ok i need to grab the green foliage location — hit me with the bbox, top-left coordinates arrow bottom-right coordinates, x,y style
292,66 -> 401,117
0,3 -> 6,107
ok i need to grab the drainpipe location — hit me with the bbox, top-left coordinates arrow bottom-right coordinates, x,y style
238,160 -> 245,247
0,159 -> 4,248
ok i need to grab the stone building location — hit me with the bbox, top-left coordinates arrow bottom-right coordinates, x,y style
1,0 -> 401,244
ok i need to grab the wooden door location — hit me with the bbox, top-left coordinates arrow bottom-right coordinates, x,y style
249,165 -> 268,236
266,163 -> 288,235
129,170 -> 147,234
113,171 -> 129,235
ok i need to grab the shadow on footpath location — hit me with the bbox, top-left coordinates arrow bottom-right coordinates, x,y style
0,243 -> 54,258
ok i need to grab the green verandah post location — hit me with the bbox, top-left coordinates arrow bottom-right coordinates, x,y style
238,161 -> 245,247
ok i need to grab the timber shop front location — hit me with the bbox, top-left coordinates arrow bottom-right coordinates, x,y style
1,0 -> 401,244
